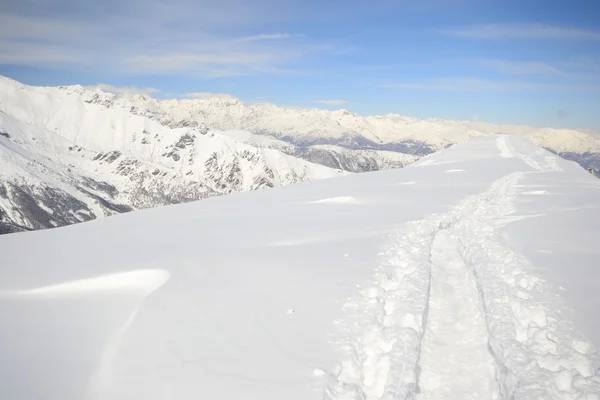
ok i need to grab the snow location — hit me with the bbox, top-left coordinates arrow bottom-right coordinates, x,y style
0,135 -> 599,399
308,196 -> 361,204
9,270 -> 170,297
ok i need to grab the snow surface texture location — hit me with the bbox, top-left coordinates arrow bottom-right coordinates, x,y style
0,135 -> 599,399
0,76 -> 347,233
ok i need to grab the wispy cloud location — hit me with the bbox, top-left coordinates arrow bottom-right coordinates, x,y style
0,3 -> 342,78
314,99 -> 349,105
381,78 -> 596,92
121,42 -> 327,77
234,33 -> 305,43
352,64 -> 400,71
460,58 -> 600,82
184,92 -> 238,100
0,39 -> 88,65
441,23 -> 600,40
84,84 -> 160,96
469,59 -> 564,75
122,51 -> 275,77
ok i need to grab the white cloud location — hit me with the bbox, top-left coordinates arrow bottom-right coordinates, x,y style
441,23 -> 600,40
314,99 -> 349,105
85,84 -> 160,96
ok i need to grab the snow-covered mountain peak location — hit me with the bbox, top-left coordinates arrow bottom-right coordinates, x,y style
331,108 -> 356,117
0,76 -> 348,233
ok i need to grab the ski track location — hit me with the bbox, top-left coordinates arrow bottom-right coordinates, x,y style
325,142 -> 600,400
417,228 -> 498,400
497,135 -> 513,158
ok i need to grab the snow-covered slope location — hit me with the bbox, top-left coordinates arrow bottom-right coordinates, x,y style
0,77 -> 346,233
1,135 -> 598,400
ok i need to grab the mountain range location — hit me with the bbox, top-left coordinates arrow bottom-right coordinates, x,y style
0,77 -> 348,233
0,75 -> 598,233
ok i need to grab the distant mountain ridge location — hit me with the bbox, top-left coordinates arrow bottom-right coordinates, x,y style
94,84 -> 599,171
0,77 -> 347,233
0,76 -> 598,233
147,92 -> 600,155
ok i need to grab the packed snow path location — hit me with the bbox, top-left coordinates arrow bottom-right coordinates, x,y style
417,229 -> 498,400
325,137 -> 600,400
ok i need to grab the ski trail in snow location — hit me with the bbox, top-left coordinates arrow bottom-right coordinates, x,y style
417,229 -> 498,400
325,171 -> 600,400
325,175 -> 519,400
496,135 -> 513,158
325,219 -> 435,400
496,134 -> 563,173
515,145 -> 563,173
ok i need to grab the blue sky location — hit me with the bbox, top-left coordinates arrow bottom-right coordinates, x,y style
1,0 -> 599,129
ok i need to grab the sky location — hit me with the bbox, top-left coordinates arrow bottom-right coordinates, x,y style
0,0 -> 599,129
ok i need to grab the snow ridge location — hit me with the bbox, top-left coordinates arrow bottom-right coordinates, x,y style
325,139 -> 600,399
